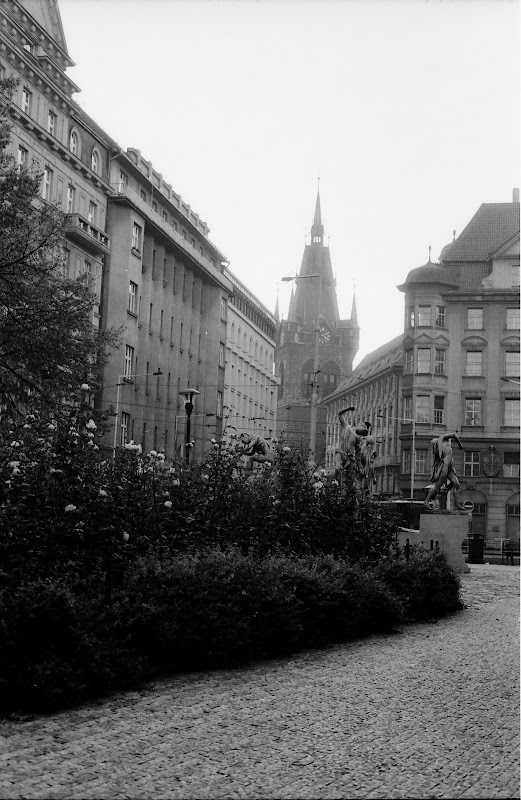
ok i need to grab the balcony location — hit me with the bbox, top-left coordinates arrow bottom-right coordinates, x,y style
65,214 -> 111,256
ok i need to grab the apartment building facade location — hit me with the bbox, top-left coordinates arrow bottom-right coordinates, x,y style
2,0 -> 279,463
223,269 -> 278,442
324,194 -> 520,540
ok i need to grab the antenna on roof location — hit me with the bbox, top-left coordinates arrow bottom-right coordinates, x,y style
428,245 -> 432,262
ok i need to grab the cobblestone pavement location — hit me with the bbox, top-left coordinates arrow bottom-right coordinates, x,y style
0,564 -> 519,800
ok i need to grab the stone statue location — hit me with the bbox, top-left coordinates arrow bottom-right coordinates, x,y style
239,433 -> 275,473
424,432 -> 463,508
335,407 -> 373,488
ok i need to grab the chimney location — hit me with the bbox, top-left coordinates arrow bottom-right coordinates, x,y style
513,187 -> 520,203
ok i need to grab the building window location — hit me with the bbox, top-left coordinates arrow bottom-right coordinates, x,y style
66,184 -> 75,213
217,390 -> 223,418
69,130 -> 78,154
41,166 -> 53,200
124,345 -> 134,379
504,399 -> 520,427
132,223 -> 142,252
404,349 -> 413,374
149,303 -> 153,334
17,145 -> 27,167
467,308 -> 483,330
162,210 -> 168,222
464,451 -> 480,477
88,201 -> 97,224
417,348 -> 431,374
415,449 -> 430,475
47,110 -> 57,135
506,308 -> 520,330
91,149 -> 99,173
128,281 -> 138,314
434,348 -> 446,375
403,395 -> 412,421
466,351 -> 483,377
406,305 -> 415,328
505,351 -> 520,378
221,297 -> 227,319
434,395 -> 445,424
21,88 -> 32,114
402,449 -> 411,474
417,305 -> 431,327
465,398 -> 482,426
152,201 -> 158,213
416,395 -> 429,423
120,412 -> 130,447
503,452 -> 520,478
435,305 -> 446,328
219,342 -> 225,368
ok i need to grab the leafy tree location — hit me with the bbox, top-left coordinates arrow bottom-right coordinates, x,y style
0,76 -> 118,420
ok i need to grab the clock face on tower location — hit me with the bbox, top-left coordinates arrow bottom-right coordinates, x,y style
319,323 -> 331,344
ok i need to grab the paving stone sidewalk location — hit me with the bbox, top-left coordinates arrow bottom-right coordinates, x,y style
0,563 -> 519,800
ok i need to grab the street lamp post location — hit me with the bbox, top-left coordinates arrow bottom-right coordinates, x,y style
112,368 -> 163,457
178,388 -> 200,463
377,413 -> 416,499
281,273 -> 321,466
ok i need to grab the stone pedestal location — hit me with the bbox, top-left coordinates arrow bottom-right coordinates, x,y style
397,512 -> 470,574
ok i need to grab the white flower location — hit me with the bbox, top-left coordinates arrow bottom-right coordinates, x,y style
172,478 -> 180,487
98,489 -> 108,497
10,441 -> 20,448
80,383 -> 90,391
8,461 -> 20,469
164,500 -> 172,508
93,445 -> 99,451
283,446 -> 291,453
11,467 -> 21,476
211,438 -> 216,444
331,480 -> 339,486
148,450 -> 157,458
202,474 -> 209,481
157,453 -> 165,461
64,504 -> 77,513
122,532 -> 130,542
86,419 -> 97,430
47,423 -> 56,431
23,424 -> 31,429
313,481 -> 324,491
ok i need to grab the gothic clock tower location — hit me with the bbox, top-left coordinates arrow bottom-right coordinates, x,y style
275,191 -> 359,464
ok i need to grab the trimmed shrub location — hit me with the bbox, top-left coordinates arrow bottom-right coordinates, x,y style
0,549 -> 409,712
373,547 -> 464,620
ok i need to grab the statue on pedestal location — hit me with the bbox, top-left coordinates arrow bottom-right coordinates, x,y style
424,432 -> 463,509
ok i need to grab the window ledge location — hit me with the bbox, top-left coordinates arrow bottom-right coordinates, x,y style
131,247 -> 142,259
127,310 -> 138,319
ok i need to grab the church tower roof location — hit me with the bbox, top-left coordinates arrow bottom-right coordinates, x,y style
291,191 -> 340,327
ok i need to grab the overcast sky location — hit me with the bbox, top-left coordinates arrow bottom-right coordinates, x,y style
60,0 -> 520,366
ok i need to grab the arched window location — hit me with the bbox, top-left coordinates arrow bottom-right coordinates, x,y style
69,129 -> 78,155
91,148 -> 100,174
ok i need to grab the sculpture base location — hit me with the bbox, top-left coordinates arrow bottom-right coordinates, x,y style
397,512 -> 470,574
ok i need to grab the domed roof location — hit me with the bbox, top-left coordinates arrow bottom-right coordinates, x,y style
397,260 -> 459,291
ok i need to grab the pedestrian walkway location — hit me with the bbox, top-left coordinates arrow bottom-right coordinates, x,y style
0,564 -> 519,799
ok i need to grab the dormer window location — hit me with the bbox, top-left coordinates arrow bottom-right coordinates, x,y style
91,149 -> 100,174
69,130 -> 78,155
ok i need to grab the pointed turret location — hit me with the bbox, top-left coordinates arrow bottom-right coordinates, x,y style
311,189 -> 324,244
351,292 -> 358,325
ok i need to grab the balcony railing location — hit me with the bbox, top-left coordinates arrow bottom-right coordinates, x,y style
65,213 -> 110,255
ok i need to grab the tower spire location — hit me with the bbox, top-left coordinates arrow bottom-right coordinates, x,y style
311,181 -> 324,244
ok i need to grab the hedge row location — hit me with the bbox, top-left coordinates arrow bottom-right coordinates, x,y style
0,546 -> 463,713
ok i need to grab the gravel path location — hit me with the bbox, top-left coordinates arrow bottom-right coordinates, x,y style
0,563 -> 519,799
